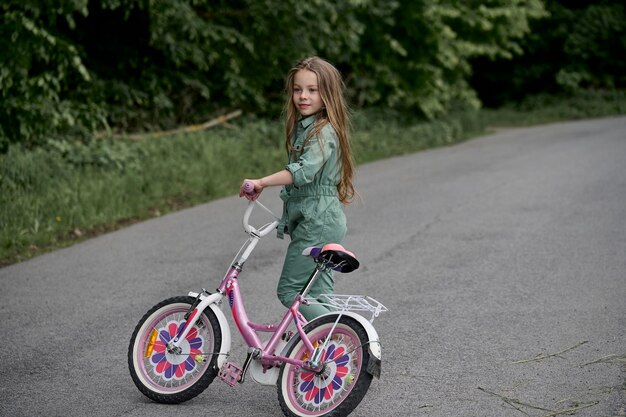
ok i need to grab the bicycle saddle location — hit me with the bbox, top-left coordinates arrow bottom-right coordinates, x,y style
302,243 -> 360,273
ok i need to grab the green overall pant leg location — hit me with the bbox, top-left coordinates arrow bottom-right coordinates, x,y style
277,198 -> 347,321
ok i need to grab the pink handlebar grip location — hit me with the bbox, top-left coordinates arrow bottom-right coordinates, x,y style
243,181 -> 257,196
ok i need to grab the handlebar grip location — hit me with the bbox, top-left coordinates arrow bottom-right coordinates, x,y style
243,181 -> 257,197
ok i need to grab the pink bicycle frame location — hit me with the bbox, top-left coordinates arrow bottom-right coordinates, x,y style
169,200 -> 321,368
220,266 -> 319,367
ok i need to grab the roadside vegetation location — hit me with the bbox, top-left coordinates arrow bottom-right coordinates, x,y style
2,91 -> 625,266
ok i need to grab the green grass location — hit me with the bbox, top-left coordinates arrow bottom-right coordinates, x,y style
1,91 -> 625,266
480,90 -> 626,127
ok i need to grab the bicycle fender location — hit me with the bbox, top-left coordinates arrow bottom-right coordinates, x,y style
188,291 -> 231,369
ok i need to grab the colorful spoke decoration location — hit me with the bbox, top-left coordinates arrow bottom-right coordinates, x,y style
296,339 -> 354,406
147,321 -> 205,380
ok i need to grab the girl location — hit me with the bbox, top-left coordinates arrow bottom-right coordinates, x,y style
240,56 -> 355,320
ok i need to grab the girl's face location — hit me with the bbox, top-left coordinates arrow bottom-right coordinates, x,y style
292,69 -> 324,117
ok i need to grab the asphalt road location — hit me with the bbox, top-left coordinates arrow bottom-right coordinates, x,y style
1,116 -> 624,417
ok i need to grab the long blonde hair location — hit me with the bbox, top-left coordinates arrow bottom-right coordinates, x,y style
283,56 -> 355,204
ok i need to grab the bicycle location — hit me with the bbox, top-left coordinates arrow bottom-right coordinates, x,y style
128,183 -> 388,416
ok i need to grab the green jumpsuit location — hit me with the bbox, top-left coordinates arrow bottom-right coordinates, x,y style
276,114 -> 347,320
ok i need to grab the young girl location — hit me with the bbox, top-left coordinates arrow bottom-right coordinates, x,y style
240,56 -> 355,320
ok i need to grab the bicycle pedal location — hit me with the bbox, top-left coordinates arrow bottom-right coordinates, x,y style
218,362 -> 243,387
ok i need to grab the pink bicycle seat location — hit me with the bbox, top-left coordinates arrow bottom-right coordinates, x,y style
302,244 -> 359,273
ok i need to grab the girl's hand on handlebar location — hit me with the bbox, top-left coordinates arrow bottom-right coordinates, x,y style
240,179 -> 263,201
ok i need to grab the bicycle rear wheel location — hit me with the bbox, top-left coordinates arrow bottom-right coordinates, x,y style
277,315 -> 373,417
128,296 -> 221,404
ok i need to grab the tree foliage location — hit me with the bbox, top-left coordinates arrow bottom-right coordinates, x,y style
346,1 -> 546,117
0,1 -> 97,150
1,0 -> 551,150
470,0 -> 626,107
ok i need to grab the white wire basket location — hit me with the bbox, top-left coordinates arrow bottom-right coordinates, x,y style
306,294 -> 388,323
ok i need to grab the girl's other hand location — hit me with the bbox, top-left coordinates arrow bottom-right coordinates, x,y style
240,179 -> 263,201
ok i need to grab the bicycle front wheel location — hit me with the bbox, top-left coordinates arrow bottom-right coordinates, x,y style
128,296 -> 222,404
277,315 -> 373,417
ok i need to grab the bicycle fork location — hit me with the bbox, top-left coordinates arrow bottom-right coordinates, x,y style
163,289 -> 232,374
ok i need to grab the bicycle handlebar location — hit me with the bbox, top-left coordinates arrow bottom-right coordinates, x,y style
242,186 -> 279,237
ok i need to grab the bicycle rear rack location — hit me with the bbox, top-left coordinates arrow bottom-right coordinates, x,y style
305,294 -> 388,323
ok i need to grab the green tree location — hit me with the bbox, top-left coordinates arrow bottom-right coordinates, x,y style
1,0 -> 547,150
0,1 -> 98,151
470,1 -> 626,106
346,0 -> 546,117
557,2 -> 626,90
